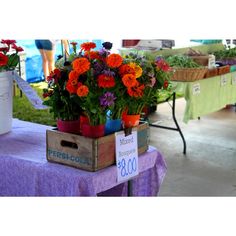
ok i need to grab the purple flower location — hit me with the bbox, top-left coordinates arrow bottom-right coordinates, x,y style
93,62 -> 104,75
102,70 -> 115,77
155,56 -> 162,62
99,92 -> 116,107
99,48 -> 110,57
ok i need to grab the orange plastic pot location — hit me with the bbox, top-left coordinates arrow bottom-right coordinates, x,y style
122,114 -> 140,128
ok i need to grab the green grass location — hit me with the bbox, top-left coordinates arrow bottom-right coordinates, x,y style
13,82 -> 57,127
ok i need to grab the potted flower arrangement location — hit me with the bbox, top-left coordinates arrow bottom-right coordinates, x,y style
42,67 -> 84,134
63,41 -> 128,137
0,39 -> 24,72
120,53 -> 171,127
0,39 -> 24,135
43,41 -> 171,137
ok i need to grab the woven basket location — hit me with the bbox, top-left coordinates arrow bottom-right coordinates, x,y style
170,67 -> 208,82
189,55 -> 209,66
218,65 -> 230,75
204,68 -> 218,78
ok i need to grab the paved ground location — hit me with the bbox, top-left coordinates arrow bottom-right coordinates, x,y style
148,98 -> 236,196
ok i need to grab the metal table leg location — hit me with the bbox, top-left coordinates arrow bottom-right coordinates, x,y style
149,92 -> 187,154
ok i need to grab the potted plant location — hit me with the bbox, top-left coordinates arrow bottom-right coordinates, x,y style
43,67 -> 83,134
121,53 -> 171,127
43,41 -> 172,137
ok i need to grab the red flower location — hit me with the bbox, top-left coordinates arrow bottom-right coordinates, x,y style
1,39 -> 16,45
0,47 -> 9,52
43,90 -> 53,98
98,74 -> 115,88
0,53 -> 8,66
127,82 -> 145,98
155,59 -> 170,72
80,42 -> 96,51
11,44 -> 24,52
163,80 -> 169,89
47,68 -> 61,83
70,42 -> 77,46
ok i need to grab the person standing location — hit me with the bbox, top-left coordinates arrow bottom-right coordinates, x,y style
35,40 -> 56,80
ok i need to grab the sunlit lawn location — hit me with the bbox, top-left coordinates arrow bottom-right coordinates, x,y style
13,82 -> 57,127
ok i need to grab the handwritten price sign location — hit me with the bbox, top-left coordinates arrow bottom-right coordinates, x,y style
117,157 -> 137,178
115,131 -> 139,183
192,83 -> 200,95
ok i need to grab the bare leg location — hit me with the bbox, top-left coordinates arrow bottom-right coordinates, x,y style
39,49 -> 49,79
44,49 -> 55,76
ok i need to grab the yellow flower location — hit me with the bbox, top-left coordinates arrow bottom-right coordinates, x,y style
128,62 -> 143,78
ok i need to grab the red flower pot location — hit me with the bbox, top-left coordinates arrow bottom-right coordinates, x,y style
122,114 -> 140,128
57,119 -> 80,134
82,124 -> 105,138
80,115 -> 90,133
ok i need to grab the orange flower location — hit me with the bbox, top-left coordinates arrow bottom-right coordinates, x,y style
84,51 -> 101,60
128,62 -> 143,78
77,84 -> 89,97
69,70 -> 79,80
119,64 -> 136,76
122,74 -> 137,88
98,74 -> 115,88
127,82 -> 145,98
72,57 -> 90,75
80,42 -> 96,51
106,53 -> 123,68
66,81 -> 78,94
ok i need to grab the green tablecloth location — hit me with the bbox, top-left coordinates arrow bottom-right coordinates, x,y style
172,72 -> 236,123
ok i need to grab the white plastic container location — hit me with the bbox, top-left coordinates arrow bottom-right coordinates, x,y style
0,71 -> 13,135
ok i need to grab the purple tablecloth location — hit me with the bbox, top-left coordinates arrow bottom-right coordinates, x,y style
0,119 -> 167,196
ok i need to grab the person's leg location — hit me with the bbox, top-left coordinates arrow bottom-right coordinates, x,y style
35,40 -> 55,79
44,49 -> 55,76
38,49 -> 49,79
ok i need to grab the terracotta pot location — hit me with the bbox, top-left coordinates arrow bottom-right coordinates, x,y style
122,114 -> 140,128
57,119 -> 80,134
82,124 -> 105,138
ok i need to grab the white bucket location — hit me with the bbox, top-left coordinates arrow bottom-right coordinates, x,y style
0,71 -> 13,135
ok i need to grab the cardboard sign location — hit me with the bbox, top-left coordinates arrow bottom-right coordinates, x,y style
13,72 -> 48,110
115,131 -> 139,183
192,83 -> 201,95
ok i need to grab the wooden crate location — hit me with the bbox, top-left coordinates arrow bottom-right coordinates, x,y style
46,123 -> 149,171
